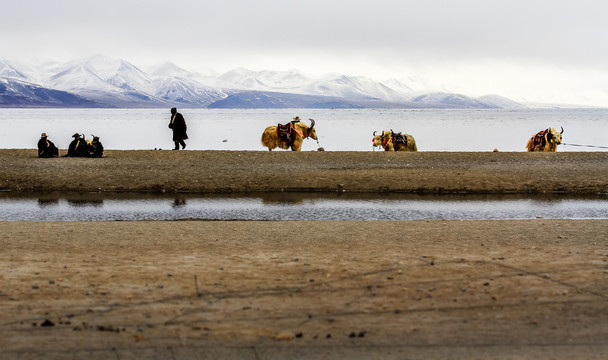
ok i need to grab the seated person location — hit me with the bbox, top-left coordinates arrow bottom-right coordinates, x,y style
37,133 -> 59,158
65,133 -> 89,157
88,136 -> 104,158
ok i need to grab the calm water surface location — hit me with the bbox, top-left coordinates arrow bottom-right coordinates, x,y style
1,192 -> 606,221
1,108 -> 607,151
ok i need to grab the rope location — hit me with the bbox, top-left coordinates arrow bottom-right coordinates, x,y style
561,143 -> 608,149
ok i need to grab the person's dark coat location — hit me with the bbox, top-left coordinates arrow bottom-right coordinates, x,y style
66,136 -> 89,157
37,138 -> 59,158
88,139 -> 104,158
169,111 -> 188,142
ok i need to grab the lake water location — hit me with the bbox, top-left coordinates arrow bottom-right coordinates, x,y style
1,108 -> 607,151
0,192 -> 606,221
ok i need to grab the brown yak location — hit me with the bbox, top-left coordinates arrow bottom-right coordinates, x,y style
372,130 -> 417,151
525,127 -> 563,152
261,117 -> 317,151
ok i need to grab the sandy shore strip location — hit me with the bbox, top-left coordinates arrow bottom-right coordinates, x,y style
1,149 -> 607,194
1,219 -> 607,359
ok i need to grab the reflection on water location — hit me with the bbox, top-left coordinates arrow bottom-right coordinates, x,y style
67,199 -> 104,207
172,198 -> 187,207
37,198 -> 59,207
36,192 -> 105,207
0,192 -> 606,221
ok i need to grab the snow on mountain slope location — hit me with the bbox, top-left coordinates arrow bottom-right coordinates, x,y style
216,68 -> 261,89
294,74 -> 410,101
148,62 -> 232,105
0,77 -> 103,107
412,92 -> 497,108
208,90 -> 365,109
255,69 -> 311,89
216,68 -> 311,90
477,94 -> 528,109
44,55 -> 171,106
149,62 -> 219,79
0,55 -> 528,109
383,78 -> 414,97
0,60 -> 29,79
50,55 -> 155,95
153,76 -> 230,106
167,66 -> 417,103
391,75 -> 450,92
149,62 -> 195,78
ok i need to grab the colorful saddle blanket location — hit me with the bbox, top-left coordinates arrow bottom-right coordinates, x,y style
532,129 -> 548,149
276,121 -> 299,143
392,132 -> 408,146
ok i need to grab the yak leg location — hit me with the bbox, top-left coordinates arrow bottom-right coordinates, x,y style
291,139 -> 303,151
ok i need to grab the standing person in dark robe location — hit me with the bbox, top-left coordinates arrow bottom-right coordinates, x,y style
65,133 -> 89,157
168,107 -> 188,150
37,133 -> 59,158
88,136 -> 104,158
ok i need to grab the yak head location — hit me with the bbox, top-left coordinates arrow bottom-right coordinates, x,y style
547,127 -> 564,145
306,119 -> 318,140
372,130 -> 391,147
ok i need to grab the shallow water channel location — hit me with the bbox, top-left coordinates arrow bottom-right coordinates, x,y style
0,192 -> 606,221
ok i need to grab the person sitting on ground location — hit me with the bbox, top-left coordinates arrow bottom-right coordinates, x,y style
88,136 -> 104,158
65,133 -> 89,157
37,133 -> 59,158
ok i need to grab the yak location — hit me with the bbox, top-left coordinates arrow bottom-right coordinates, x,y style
372,130 -> 417,151
261,118 -> 318,151
526,127 -> 563,152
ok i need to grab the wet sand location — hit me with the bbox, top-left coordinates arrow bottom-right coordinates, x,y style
1,150 -> 607,359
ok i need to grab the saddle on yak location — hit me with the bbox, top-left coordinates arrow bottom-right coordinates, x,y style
391,132 -> 408,147
276,120 -> 301,144
532,129 -> 548,150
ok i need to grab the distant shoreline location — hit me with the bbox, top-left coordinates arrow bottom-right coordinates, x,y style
1,149 -> 606,195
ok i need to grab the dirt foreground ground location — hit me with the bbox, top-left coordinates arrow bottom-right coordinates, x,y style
1,150 -> 607,359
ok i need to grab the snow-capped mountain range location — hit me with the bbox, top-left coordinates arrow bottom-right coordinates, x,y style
0,55 -> 526,109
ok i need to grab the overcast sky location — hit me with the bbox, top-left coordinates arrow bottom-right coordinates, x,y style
3,0 -> 608,106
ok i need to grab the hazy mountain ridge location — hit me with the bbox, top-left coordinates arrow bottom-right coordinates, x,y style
0,55 -> 527,109
0,77 -> 105,107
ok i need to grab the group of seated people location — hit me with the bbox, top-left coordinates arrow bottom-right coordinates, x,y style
37,133 -> 104,158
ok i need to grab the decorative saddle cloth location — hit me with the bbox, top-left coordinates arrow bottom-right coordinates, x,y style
276,121 -> 300,143
532,129 -> 548,149
391,132 -> 408,146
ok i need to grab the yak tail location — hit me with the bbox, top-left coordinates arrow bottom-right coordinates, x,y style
525,138 -> 533,152
261,130 -> 270,147
261,128 -> 276,150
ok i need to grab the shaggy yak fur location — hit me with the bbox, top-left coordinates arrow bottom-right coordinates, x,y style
372,130 -> 417,151
261,119 -> 318,151
525,127 -> 563,152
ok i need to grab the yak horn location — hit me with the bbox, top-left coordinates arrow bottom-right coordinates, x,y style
309,118 -> 315,128
373,131 -> 377,136
560,126 -> 564,134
